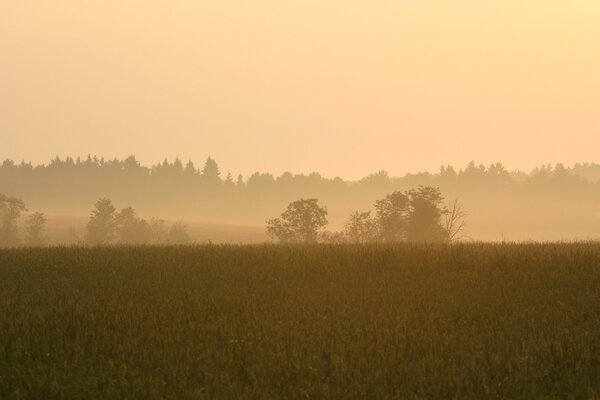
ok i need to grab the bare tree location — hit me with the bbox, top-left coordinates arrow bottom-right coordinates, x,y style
444,198 -> 468,242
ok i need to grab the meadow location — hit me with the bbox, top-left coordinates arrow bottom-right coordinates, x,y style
1,243 -> 600,399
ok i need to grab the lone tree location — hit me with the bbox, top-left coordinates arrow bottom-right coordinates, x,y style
86,198 -> 117,244
266,198 -> 328,243
405,186 -> 448,242
25,212 -> 47,245
0,194 -> 27,246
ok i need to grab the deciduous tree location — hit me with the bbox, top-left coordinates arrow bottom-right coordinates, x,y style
86,198 -> 117,244
115,206 -> 152,244
374,191 -> 409,242
0,194 -> 27,246
266,198 -> 328,243
345,211 -> 378,243
406,186 -> 447,242
26,212 -> 47,245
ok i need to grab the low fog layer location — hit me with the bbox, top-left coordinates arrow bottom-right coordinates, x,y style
2,156 -> 600,243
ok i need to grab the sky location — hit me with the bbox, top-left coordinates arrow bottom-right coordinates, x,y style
1,1 -> 599,180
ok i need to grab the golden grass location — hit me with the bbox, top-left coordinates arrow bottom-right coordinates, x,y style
1,243 -> 600,399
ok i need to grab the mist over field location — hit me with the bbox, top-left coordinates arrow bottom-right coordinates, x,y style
3,1 -> 600,398
3,1 -> 600,243
3,157 -> 600,243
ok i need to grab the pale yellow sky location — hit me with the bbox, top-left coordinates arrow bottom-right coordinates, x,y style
1,1 -> 599,179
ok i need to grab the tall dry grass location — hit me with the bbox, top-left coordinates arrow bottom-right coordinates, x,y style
1,243 -> 600,399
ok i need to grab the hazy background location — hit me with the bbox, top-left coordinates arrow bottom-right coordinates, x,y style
2,1 -> 600,180
3,157 -> 600,242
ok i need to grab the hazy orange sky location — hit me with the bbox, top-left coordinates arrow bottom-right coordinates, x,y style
2,1 -> 599,179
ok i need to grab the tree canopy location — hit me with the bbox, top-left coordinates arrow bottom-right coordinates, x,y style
266,199 -> 328,243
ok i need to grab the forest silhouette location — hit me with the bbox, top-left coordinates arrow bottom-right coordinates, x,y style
2,155 -> 600,242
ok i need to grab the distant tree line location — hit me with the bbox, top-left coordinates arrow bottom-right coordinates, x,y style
0,194 -> 190,247
86,198 -> 190,245
0,194 -> 46,246
3,186 -> 462,246
3,156 -> 600,212
266,186 -> 466,244
3,156 -> 600,240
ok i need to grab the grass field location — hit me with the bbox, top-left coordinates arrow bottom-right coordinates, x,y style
1,243 -> 600,399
